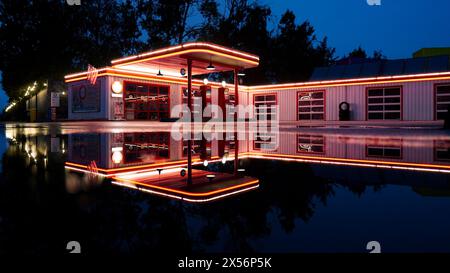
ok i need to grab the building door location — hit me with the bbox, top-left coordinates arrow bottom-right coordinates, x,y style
124,82 -> 169,120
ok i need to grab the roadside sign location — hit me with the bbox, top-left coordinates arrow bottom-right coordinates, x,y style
51,92 -> 60,107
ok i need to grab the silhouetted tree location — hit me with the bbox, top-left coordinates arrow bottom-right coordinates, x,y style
0,0 -> 336,100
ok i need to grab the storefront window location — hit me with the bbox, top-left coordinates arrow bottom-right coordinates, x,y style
124,82 -> 169,120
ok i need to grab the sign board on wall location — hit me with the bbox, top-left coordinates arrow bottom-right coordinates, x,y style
71,81 -> 101,113
51,92 -> 60,107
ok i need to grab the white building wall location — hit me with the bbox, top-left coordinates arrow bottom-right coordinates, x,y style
250,79 -> 450,122
68,77 -> 109,120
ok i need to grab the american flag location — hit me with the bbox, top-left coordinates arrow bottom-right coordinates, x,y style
87,64 -> 98,85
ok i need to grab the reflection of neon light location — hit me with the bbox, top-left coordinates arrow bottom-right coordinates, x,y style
64,166 -> 108,177
65,156 -> 220,174
247,153 -> 450,173
113,176 -> 260,197
111,181 -> 259,203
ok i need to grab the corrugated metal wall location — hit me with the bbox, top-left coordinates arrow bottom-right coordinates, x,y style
248,132 -> 440,165
250,79 -> 450,122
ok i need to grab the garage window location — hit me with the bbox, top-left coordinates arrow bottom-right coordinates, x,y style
298,91 -> 325,120
367,87 -> 402,120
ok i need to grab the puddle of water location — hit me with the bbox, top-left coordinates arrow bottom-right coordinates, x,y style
0,122 -> 450,254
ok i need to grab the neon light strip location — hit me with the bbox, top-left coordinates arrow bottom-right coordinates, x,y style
64,68 -> 246,90
112,49 -> 259,68
249,72 -> 450,91
66,72 -> 228,89
111,42 -> 259,64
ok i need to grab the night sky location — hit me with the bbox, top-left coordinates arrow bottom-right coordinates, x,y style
1,0 -> 450,110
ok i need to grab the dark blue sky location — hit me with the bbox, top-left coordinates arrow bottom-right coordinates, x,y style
1,0 -> 449,110
262,0 -> 450,58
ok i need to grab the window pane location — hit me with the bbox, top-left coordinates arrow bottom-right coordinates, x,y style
137,85 -> 148,94
255,96 -> 265,101
311,107 -> 324,112
266,95 -> 276,101
438,112 -> 448,120
369,105 -> 383,111
299,107 -> 310,113
367,147 -> 383,156
385,105 -> 400,111
384,112 -> 401,119
311,92 -> 324,99
368,89 -> 383,96
299,114 -> 311,120
368,98 -> 383,104
299,101 -> 311,106
368,113 -> 383,120
437,85 -> 450,94
437,104 -> 450,110
159,87 -> 169,95
126,84 -> 136,92
385,97 -> 400,103
311,114 -> 324,120
437,95 -> 450,102
149,87 -> 158,96
384,88 -> 400,96
384,148 -> 401,157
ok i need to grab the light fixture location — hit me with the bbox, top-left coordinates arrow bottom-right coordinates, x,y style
237,70 -> 246,76
206,57 -> 215,71
203,160 -> 209,167
206,174 -> 216,182
111,81 -> 123,94
111,151 -> 123,164
203,78 -> 209,85
221,80 -> 227,88
221,153 -> 228,164
157,69 -> 163,76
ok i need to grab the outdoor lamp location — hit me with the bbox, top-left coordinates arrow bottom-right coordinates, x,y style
221,80 -> 227,88
206,174 -> 216,182
203,78 -> 209,85
206,59 -> 215,71
237,70 -> 246,76
203,160 -> 209,167
221,153 -> 228,164
111,151 -> 123,164
111,81 -> 123,94
157,69 -> 163,76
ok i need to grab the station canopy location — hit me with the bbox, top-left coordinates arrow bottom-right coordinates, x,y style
111,42 -> 260,77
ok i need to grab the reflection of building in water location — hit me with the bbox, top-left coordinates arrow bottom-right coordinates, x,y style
4,127 -> 68,169
65,130 -> 450,176
66,132 -> 247,174
246,132 -> 450,173
65,132 -> 257,202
